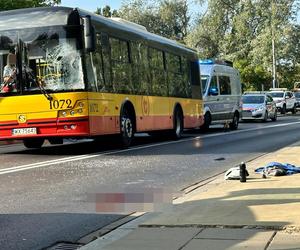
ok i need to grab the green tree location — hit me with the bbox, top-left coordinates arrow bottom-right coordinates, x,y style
95,5 -> 119,17
158,0 -> 190,41
118,0 -> 190,43
118,0 -> 160,33
188,0 -> 300,90
0,0 -> 60,11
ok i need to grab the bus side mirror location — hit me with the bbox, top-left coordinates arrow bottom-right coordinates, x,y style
83,15 -> 95,53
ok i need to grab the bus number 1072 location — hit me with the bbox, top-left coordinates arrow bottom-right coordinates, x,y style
49,99 -> 72,110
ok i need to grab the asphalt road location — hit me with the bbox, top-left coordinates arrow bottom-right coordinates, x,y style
1,114 -> 300,250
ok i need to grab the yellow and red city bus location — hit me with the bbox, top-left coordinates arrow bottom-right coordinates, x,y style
0,7 -> 203,148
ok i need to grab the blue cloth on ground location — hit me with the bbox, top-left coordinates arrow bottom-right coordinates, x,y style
255,162 -> 300,175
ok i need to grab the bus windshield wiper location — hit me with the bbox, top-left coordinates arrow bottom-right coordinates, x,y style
36,81 -> 53,101
26,68 -> 53,101
35,78 -> 53,101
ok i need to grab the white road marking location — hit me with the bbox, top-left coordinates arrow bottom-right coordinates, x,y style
1,121 -> 300,175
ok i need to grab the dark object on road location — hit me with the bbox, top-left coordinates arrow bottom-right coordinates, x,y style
255,162 -> 300,177
240,162 -> 247,182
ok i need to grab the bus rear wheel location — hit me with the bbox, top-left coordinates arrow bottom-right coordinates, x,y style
200,112 -> 211,131
23,138 -> 44,149
171,109 -> 183,139
120,109 -> 134,148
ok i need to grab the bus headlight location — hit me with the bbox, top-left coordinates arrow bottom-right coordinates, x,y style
70,110 -> 75,116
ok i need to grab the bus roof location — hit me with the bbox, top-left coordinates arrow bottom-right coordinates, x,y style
0,7 -> 75,31
0,7 -> 197,58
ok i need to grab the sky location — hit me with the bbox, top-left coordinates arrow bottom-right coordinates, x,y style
60,0 -> 299,24
60,0 -> 123,11
60,0 -> 205,20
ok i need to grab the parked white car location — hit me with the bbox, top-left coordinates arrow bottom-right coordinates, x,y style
268,88 -> 296,114
200,59 -> 242,130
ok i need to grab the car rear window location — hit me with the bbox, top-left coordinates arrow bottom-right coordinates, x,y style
242,95 -> 265,104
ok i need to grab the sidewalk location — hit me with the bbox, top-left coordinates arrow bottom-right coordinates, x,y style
81,141 -> 300,250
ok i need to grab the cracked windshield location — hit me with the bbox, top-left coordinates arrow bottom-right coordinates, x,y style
0,27 -> 84,94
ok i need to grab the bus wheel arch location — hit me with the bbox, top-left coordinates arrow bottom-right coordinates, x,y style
172,103 -> 184,139
120,101 -> 136,147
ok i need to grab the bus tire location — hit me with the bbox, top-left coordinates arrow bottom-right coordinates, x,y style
171,108 -> 183,140
120,108 -> 135,147
23,138 -> 44,149
200,112 -> 211,131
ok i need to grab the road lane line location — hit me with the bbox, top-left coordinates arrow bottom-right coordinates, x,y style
1,121 -> 300,175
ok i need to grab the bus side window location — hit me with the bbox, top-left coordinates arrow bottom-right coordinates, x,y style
110,37 -> 133,94
100,33 -> 113,92
130,41 -> 139,94
148,47 -> 167,96
190,60 -> 201,99
182,58 -> 192,98
167,53 -> 184,98
88,33 -> 105,92
139,43 -> 150,95
131,42 -> 149,95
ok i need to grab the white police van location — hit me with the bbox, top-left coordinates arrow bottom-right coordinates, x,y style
200,59 -> 242,130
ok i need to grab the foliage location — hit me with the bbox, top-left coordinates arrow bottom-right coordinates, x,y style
0,0 -> 60,11
95,5 -> 119,17
117,0 -> 190,43
187,0 -> 300,90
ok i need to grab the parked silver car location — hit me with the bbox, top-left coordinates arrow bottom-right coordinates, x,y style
241,93 -> 277,122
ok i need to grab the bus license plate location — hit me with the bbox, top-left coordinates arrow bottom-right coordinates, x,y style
12,128 -> 37,136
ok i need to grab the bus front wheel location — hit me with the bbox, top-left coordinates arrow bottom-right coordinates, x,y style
23,138 -> 44,149
120,109 -> 134,147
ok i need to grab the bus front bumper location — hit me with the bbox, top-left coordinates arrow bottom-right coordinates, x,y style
0,116 -> 90,140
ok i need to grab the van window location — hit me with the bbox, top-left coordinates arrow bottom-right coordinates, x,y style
229,75 -> 240,95
219,75 -> 231,95
201,75 -> 209,94
210,75 -> 218,90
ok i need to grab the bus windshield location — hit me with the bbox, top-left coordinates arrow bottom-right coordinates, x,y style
0,26 -> 84,95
